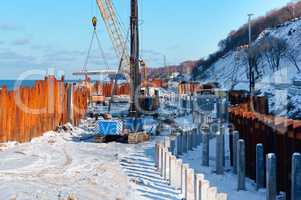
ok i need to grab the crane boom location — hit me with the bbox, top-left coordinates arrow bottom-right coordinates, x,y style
96,0 -> 141,117
96,0 -> 130,74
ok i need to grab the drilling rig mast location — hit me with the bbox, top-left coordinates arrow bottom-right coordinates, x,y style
129,0 -> 140,117
96,0 -> 141,117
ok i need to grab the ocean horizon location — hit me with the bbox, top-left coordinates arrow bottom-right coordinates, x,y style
0,80 -> 80,91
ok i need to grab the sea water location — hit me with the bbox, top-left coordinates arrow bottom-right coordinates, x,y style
0,80 -> 79,91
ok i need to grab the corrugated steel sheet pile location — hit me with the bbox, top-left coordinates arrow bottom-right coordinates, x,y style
0,76 -> 89,143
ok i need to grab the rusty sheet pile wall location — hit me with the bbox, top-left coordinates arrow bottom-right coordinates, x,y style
92,79 -> 166,97
178,82 -> 200,95
229,104 -> 301,195
93,82 -> 130,97
228,91 -> 269,114
0,76 -> 89,143
178,82 -> 219,95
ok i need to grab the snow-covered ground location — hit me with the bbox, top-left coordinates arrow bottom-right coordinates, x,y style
0,128 -> 134,200
0,102 -> 276,200
198,18 -> 301,119
0,117 -> 180,200
158,105 -> 267,199
172,112 -> 266,199
119,140 -> 182,200
179,129 -> 266,200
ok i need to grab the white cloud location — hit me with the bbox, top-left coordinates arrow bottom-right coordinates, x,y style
0,24 -> 19,31
11,38 -> 31,46
0,49 -> 34,61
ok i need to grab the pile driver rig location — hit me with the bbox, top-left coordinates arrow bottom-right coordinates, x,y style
95,0 -> 158,117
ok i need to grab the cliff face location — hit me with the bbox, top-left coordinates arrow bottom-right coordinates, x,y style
196,18 -> 301,119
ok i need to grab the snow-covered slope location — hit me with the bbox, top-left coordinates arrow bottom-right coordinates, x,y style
198,18 -> 301,119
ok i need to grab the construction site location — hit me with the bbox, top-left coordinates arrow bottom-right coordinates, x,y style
1,0 -> 301,200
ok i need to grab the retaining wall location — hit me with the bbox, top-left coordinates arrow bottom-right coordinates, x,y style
228,91 -> 269,114
229,103 -> 301,197
0,76 -> 89,143
156,129 -> 228,200
93,82 -> 130,97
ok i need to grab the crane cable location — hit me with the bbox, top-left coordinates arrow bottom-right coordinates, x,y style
82,17 -> 110,75
95,32 -> 110,71
107,1 -> 131,112
83,31 -> 95,72
108,27 -> 131,112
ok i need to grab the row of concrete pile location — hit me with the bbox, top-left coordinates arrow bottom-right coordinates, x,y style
155,130 -> 228,200
159,123 -> 301,200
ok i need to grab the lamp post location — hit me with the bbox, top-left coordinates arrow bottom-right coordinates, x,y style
248,14 -> 254,46
152,51 -> 168,78
248,13 -> 255,94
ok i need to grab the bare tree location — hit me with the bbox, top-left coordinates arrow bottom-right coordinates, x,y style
231,51 -> 243,90
244,44 -> 262,79
260,36 -> 288,71
240,44 -> 263,93
286,48 -> 301,73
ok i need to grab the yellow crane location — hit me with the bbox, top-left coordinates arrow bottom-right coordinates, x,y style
95,0 -> 130,75
95,0 -> 159,116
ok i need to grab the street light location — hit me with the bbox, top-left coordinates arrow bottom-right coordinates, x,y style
248,13 -> 255,93
248,13 -> 254,46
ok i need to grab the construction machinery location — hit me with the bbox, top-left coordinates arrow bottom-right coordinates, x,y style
83,0 -> 159,143
96,0 -> 159,117
74,16 -> 114,105
96,0 -> 130,75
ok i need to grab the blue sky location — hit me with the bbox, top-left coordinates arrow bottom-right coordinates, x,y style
0,0 -> 292,79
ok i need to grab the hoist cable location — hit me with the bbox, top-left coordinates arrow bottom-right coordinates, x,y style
83,31 -> 96,72
108,27 -> 130,112
95,31 -> 110,70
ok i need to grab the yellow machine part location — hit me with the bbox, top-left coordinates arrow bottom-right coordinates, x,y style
92,16 -> 97,29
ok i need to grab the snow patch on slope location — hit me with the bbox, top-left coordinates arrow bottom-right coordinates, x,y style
199,18 -> 301,118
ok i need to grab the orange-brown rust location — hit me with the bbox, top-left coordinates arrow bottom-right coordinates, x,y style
229,101 -> 301,194
0,77 -> 89,143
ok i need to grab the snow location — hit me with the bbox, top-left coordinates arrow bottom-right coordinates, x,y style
0,128 -> 135,200
198,18 -> 301,119
293,73 -> 301,82
174,115 -> 197,131
0,124 -> 268,200
267,153 -> 276,159
5,10 -> 301,200
0,102 -> 277,200
178,125 -> 266,200
120,140 -> 182,200
0,112 -> 179,200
